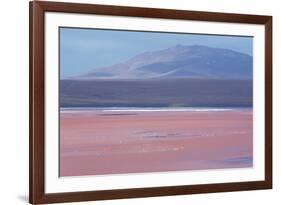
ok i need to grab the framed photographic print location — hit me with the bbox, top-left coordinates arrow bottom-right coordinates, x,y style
29,1 -> 272,204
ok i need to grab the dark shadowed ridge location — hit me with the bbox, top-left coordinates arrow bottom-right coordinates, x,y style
69,45 -> 253,80
60,79 -> 253,107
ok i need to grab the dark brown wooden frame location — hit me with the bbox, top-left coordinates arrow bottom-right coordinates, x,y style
29,1 -> 272,204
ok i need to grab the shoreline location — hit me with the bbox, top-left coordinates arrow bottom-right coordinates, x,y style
60,107 -> 253,113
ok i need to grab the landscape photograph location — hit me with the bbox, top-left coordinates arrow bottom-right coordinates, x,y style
59,27 -> 253,177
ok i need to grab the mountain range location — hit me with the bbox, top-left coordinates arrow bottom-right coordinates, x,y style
61,45 -> 253,107
71,45 -> 253,80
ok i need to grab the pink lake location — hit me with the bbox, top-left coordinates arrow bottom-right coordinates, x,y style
60,109 -> 253,177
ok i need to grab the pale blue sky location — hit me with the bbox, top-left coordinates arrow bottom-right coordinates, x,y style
60,27 -> 253,79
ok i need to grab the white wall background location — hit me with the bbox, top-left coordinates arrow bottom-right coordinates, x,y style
0,0 -> 279,204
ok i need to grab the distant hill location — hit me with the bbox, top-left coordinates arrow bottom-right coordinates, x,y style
71,45 -> 253,80
61,45 -> 253,108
